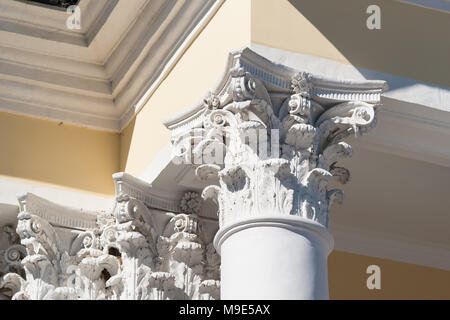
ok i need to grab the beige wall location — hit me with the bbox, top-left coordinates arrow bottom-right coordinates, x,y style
329,251 -> 450,299
120,0 -> 251,175
1,0 -> 448,299
252,0 -> 450,88
0,111 -> 119,195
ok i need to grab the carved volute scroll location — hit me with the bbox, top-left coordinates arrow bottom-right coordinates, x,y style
166,48 -> 387,228
0,181 -> 220,300
0,224 -> 26,300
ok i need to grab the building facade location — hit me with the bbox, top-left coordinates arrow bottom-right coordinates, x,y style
0,0 -> 449,299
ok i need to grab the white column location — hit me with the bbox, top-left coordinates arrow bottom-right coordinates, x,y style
168,48 -> 386,300
215,216 -> 333,300
195,71 -> 383,300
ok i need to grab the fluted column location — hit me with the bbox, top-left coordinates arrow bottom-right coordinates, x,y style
168,50 -> 387,299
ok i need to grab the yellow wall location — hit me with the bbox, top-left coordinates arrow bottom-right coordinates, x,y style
252,0 -> 450,88
120,0 -> 251,175
2,0 -> 448,299
0,111 -> 119,195
118,1 -> 450,299
329,251 -> 450,299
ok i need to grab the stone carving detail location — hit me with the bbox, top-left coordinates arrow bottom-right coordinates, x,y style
169,58 -> 386,228
0,48 -> 385,300
0,190 -> 220,300
0,225 -> 26,300
179,192 -> 202,215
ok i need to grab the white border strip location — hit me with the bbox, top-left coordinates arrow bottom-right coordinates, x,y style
0,178 -> 114,214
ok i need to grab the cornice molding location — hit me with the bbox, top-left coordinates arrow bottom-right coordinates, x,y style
0,0 -> 118,47
2,2 -> 448,136
16,193 -> 97,231
116,0 -> 225,130
250,44 -> 450,168
0,0 -> 224,132
113,172 -> 180,214
163,47 -> 387,132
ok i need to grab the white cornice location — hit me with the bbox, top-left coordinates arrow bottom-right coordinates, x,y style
17,193 -> 98,230
160,45 -> 450,169
116,0 -> 226,130
0,178 -> 114,212
163,47 -> 387,131
250,44 -> 450,168
250,44 -> 450,112
0,0 -> 118,46
1,1 -> 449,139
0,0 -> 224,132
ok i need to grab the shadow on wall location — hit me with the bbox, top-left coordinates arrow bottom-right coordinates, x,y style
328,251 -> 450,299
287,0 -> 450,88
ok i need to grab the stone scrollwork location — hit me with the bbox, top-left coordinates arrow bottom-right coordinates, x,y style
0,47 -> 386,300
0,225 -> 26,300
179,192 -> 202,215
0,188 -> 220,300
167,48 -> 387,228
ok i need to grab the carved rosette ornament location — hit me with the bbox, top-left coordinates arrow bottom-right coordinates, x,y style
0,225 -> 26,299
167,49 -> 387,229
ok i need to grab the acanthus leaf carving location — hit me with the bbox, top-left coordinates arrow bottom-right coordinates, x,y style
0,48 -> 386,300
169,52 -> 386,229
1,187 -> 220,300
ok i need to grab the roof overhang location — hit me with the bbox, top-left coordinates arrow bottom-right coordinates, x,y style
0,0 -> 224,131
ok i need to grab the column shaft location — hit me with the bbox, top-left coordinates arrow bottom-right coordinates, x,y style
215,216 -> 333,300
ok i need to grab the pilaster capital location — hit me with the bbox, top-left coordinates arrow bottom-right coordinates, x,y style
165,48 -> 387,228
0,177 -> 220,300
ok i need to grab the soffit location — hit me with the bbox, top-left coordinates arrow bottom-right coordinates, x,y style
0,0 -> 223,131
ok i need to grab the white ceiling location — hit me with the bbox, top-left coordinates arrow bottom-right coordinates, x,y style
0,0 -> 221,131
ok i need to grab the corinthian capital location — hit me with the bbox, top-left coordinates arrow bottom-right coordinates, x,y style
165,48 -> 387,228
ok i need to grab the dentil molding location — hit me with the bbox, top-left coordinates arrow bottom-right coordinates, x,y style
0,0 -> 224,131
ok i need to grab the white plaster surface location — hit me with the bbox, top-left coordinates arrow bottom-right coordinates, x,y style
215,216 -> 333,300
